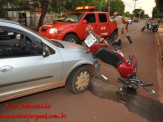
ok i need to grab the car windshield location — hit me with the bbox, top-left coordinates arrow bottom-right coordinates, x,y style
22,25 -> 61,46
63,13 -> 84,23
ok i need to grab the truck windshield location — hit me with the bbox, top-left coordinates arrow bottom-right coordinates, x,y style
63,13 -> 84,23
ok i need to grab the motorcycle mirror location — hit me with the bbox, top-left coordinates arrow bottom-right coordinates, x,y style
149,90 -> 156,95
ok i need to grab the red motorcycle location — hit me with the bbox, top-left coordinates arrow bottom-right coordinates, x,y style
84,30 -> 155,95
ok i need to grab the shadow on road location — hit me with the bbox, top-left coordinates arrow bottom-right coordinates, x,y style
89,78 -> 163,122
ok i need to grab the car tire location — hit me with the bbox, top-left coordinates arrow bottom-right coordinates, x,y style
111,31 -> 118,43
63,34 -> 79,44
66,66 -> 92,94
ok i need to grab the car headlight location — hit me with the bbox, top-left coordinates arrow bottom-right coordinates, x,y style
49,28 -> 58,34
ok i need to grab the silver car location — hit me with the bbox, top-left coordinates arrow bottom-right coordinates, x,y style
0,19 -> 99,102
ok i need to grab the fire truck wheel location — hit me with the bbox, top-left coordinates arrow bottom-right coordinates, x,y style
63,34 -> 79,44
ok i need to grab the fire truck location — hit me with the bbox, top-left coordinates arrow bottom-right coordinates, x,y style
39,6 -> 118,44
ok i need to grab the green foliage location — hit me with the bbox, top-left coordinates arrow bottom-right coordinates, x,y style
110,0 -> 125,16
152,0 -> 163,18
157,0 -> 163,13
124,11 -> 133,17
0,0 -> 125,15
133,9 -> 146,18
0,0 -> 126,26
48,0 -> 108,13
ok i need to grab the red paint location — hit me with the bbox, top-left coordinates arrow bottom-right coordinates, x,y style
90,43 -> 136,79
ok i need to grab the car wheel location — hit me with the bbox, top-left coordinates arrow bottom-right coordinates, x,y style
63,34 -> 79,44
111,31 -> 118,43
66,66 -> 92,94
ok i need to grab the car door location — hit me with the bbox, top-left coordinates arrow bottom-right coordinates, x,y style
0,27 -> 63,87
97,13 -> 110,37
79,13 -> 99,40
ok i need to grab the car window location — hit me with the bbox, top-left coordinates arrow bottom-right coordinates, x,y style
0,28 -> 43,58
84,14 -> 96,23
98,14 -> 107,23
63,13 -> 84,23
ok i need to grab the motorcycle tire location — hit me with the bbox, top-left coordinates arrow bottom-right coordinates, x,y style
152,27 -> 158,32
141,27 -> 146,32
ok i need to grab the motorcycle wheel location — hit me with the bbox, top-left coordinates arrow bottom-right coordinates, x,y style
152,27 -> 158,32
141,27 -> 146,32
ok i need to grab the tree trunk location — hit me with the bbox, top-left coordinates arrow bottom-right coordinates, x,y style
37,0 -> 48,31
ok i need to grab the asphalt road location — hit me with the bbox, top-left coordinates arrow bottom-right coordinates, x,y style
0,21 -> 163,122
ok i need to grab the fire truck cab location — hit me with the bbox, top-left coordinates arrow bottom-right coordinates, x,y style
39,6 -> 118,44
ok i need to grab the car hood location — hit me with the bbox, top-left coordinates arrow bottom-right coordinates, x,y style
50,40 -> 95,63
51,40 -> 86,51
42,22 -> 75,29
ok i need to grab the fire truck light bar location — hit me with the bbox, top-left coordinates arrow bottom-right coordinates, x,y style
75,6 -> 95,11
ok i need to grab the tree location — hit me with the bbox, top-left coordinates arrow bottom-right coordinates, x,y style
37,0 -> 48,29
110,0 -> 125,16
124,11 -> 133,18
133,9 -> 145,18
157,0 -> 163,13
152,0 -> 163,18
0,0 -> 126,27
152,7 -> 160,18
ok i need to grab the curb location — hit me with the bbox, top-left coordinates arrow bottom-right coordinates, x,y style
155,33 -> 163,61
156,27 -> 163,61
155,32 -> 163,103
158,28 -> 163,33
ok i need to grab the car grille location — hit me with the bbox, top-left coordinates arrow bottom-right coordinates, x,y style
41,28 -> 47,32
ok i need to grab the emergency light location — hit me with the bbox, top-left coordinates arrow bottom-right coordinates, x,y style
75,6 -> 95,11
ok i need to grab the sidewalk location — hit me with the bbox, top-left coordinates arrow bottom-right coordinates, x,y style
157,24 -> 163,62
155,23 -> 163,103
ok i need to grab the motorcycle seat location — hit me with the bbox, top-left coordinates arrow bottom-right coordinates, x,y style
94,47 -> 123,67
152,24 -> 158,27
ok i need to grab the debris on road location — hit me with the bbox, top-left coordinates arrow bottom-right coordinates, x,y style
101,74 -> 109,80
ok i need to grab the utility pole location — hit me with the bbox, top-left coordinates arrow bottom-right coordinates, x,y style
108,0 -> 110,16
133,0 -> 138,18
134,0 -> 138,11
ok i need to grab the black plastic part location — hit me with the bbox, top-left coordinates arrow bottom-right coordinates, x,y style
95,48 -> 123,67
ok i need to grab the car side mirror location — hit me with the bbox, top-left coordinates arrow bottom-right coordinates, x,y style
43,45 -> 50,57
81,20 -> 87,24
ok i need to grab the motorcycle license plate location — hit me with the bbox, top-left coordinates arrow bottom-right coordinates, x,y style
84,34 -> 97,47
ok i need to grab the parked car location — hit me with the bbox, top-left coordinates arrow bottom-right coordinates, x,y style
134,19 -> 139,22
128,19 -> 132,24
0,19 -> 99,102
